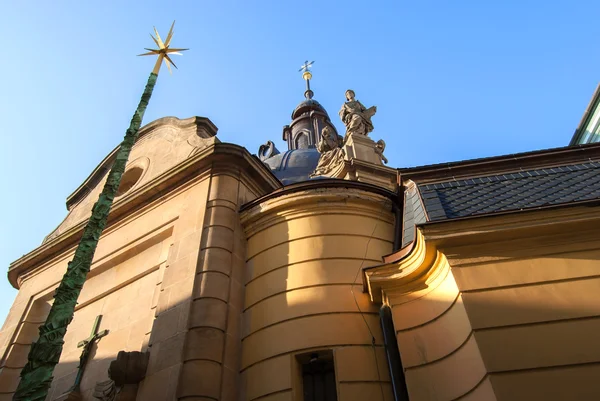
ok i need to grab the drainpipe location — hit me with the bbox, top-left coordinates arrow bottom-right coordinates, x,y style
380,304 -> 410,401
392,175 -> 404,252
392,202 -> 403,252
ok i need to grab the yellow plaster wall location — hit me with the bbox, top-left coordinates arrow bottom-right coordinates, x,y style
240,188 -> 395,401
380,209 -> 600,401
381,254 -> 493,401
452,245 -> 600,400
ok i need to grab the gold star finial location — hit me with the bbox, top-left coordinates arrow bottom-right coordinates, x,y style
138,21 -> 188,75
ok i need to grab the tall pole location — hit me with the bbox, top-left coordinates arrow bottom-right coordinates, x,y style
13,22 -> 187,401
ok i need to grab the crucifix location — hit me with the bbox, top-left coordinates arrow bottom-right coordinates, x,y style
71,315 -> 109,391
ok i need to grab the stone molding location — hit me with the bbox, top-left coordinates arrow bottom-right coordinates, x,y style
364,230 -> 448,304
8,143 -> 280,288
421,203 -> 600,265
65,117 -> 218,211
240,185 -> 395,238
365,204 -> 600,302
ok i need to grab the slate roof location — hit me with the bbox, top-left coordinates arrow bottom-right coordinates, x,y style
417,161 -> 600,221
401,183 -> 426,247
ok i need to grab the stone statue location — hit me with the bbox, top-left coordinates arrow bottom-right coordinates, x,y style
310,126 -> 345,177
339,89 -> 377,137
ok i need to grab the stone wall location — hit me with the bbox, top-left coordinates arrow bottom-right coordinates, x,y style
0,181 -> 181,400
1,116 -> 279,401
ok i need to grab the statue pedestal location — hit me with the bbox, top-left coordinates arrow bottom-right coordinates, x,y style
343,133 -> 384,165
342,133 -> 396,191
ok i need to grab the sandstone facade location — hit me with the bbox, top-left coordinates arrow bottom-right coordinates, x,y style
2,113 -> 600,401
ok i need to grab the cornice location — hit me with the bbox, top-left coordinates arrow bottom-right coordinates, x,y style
65,116 -> 218,211
363,230 -> 449,304
239,180 -> 396,236
418,203 -> 600,266
420,202 -> 600,248
241,189 -> 395,239
240,179 -> 396,213
8,142 -> 280,289
347,158 -> 397,178
364,203 -> 600,304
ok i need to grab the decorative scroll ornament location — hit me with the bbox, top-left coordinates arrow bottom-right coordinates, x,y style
258,140 -> 280,161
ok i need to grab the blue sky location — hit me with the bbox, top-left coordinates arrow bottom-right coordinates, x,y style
0,1 -> 598,324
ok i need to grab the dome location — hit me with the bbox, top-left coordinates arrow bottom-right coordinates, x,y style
291,99 -> 329,120
263,148 -> 321,185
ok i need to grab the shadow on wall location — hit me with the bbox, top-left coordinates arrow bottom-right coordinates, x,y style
389,244 -> 600,401
0,270 -> 157,401
0,343 -> 123,400
7,218 -> 600,401
240,206 -> 397,401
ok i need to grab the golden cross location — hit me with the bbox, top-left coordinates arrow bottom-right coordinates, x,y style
138,21 -> 188,75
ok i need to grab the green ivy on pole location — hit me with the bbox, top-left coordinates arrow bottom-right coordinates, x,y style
13,22 -> 187,401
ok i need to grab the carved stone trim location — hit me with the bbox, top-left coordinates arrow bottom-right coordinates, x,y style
240,186 -> 394,237
363,229 -> 450,304
9,143 -> 281,288
65,116 -> 218,211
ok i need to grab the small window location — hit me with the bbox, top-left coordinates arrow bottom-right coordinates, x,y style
298,351 -> 338,401
295,132 -> 310,149
116,167 -> 144,196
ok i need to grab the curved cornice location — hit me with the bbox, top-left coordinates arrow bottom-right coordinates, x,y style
65,116 -> 218,211
239,180 -> 396,238
364,229 -> 449,304
240,179 -> 396,213
366,204 -> 600,303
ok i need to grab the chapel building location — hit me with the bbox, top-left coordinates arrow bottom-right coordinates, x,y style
1,76 -> 600,401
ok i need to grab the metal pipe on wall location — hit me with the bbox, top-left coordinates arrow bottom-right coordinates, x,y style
380,304 -> 410,401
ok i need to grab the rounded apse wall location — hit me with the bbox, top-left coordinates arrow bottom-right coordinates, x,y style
240,184 -> 396,401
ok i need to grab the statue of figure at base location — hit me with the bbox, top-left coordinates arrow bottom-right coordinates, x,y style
310,126 -> 345,178
339,89 -> 377,137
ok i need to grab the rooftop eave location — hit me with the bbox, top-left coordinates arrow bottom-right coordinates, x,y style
398,141 -> 600,185
365,201 -> 600,304
419,200 -> 600,251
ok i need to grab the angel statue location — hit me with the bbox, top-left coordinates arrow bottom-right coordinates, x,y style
310,126 -> 345,177
339,89 -> 377,137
